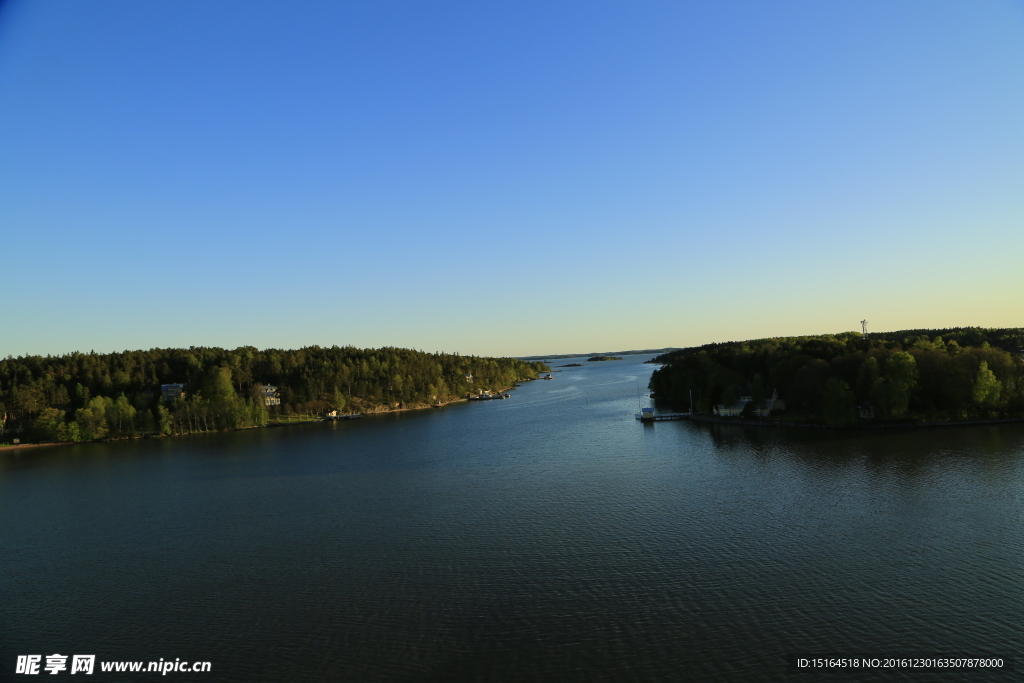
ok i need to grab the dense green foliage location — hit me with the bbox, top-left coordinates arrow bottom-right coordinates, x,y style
1,346 -> 548,442
649,328 -> 1024,424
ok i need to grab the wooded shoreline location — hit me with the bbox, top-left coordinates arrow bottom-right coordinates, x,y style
680,412 -> 1024,431
0,345 -> 548,447
649,327 -> 1024,428
0,380 -> 528,453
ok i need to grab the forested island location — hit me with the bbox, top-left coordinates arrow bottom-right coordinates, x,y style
521,348 -> 679,361
588,356 -> 623,362
649,328 -> 1024,427
0,346 -> 548,444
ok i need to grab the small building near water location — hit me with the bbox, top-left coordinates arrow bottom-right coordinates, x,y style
160,383 -> 187,402
714,388 -> 783,417
261,385 -> 281,407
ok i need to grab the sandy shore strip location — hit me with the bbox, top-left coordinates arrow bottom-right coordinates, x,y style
0,441 -> 76,452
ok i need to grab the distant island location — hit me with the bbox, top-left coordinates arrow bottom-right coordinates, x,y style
520,348 -> 680,361
587,356 -> 623,362
649,327 -> 1024,427
559,363 -> 585,367
0,346 -> 549,445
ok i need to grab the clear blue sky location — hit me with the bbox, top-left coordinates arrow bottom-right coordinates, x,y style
2,1 -> 1022,358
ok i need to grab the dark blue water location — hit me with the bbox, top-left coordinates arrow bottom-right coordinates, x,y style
2,356 -> 1022,681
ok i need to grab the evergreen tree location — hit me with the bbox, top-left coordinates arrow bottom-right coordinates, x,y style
822,378 -> 855,427
750,374 -> 766,412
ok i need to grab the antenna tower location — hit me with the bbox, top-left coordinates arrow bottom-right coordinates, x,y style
860,319 -> 868,337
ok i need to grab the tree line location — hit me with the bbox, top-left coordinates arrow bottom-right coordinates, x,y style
649,328 -> 1024,426
0,346 -> 549,442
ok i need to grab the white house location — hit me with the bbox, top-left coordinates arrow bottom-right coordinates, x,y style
714,399 -> 760,417
261,384 -> 281,407
714,388 -> 782,417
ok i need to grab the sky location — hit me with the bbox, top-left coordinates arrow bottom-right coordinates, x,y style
2,1 -> 1022,358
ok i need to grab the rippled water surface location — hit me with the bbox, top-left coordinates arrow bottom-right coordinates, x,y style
3,356 -> 1023,681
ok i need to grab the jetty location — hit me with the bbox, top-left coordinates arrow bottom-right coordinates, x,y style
635,408 -> 690,422
467,392 -> 510,401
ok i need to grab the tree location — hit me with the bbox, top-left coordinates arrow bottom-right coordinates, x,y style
135,406 -> 156,433
56,421 -> 81,442
787,359 -> 830,410
156,404 -> 173,435
53,384 -> 71,408
750,374 -> 766,414
880,352 -> 918,419
251,396 -> 268,426
32,407 -> 65,442
822,378 -> 855,427
332,389 -> 347,413
74,383 -> 90,408
108,393 -> 136,435
721,384 -> 738,413
973,361 -> 1001,412
75,397 -> 110,440
856,356 -> 881,407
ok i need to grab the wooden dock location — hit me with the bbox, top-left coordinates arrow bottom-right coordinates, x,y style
636,412 -> 690,422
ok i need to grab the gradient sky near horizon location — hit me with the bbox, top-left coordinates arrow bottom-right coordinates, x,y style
2,1 -> 1022,358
